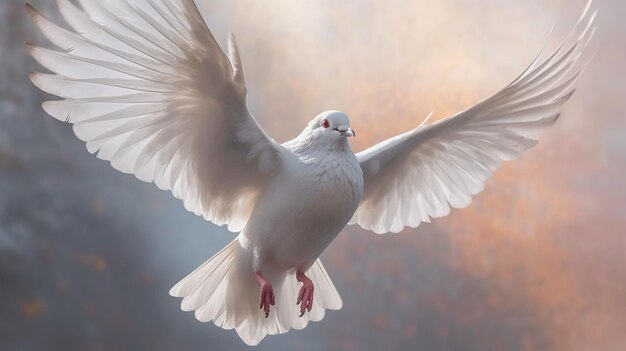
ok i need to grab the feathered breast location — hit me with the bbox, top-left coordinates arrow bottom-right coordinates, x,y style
295,148 -> 364,221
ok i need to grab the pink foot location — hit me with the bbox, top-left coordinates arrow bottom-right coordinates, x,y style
296,271 -> 314,317
255,272 -> 275,318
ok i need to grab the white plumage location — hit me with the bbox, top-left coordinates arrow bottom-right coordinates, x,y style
27,0 -> 596,345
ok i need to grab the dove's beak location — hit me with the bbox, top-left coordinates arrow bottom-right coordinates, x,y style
337,126 -> 355,137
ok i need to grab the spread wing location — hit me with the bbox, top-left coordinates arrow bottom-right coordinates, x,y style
27,0 -> 284,232
350,3 -> 596,234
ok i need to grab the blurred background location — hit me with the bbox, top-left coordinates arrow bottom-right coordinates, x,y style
1,0 -> 625,350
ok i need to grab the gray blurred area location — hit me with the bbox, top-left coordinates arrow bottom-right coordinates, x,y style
1,0 -> 626,350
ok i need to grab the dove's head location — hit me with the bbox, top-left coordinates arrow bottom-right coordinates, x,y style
305,110 -> 355,144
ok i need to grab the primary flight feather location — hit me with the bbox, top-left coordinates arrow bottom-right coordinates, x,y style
26,0 -> 596,345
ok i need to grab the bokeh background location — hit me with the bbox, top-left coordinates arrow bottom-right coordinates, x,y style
1,0 -> 625,350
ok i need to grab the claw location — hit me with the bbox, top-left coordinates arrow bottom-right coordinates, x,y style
259,283 -> 274,318
296,271 -> 314,317
255,272 -> 274,318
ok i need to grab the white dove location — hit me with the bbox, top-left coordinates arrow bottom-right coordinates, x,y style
26,0 -> 596,346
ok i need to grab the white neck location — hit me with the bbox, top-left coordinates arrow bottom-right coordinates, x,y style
286,131 -> 352,157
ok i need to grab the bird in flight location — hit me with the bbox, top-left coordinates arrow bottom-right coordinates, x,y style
26,0 -> 596,345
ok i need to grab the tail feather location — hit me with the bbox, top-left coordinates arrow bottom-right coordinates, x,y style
169,241 -> 238,298
308,260 -> 343,311
170,239 -> 343,346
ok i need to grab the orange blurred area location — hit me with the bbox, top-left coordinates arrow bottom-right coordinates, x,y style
78,254 -> 108,273
20,299 -> 47,320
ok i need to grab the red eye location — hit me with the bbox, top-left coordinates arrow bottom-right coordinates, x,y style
322,119 -> 330,128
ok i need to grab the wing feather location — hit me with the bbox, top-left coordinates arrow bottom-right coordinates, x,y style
27,0 -> 283,232
351,2 -> 596,234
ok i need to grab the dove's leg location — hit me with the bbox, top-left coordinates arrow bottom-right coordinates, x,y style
296,271 -> 314,317
255,272 -> 275,318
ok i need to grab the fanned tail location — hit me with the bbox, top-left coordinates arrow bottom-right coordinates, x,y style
169,239 -> 343,345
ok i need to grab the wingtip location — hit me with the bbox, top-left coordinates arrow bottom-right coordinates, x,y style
227,31 -> 238,48
24,2 -> 37,17
26,72 -> 39,90
24,41 -> 35,53
554,113 -> 562,124
580,0 -> 593,22
560,89 -> 577,103
168,282 -> 183,297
